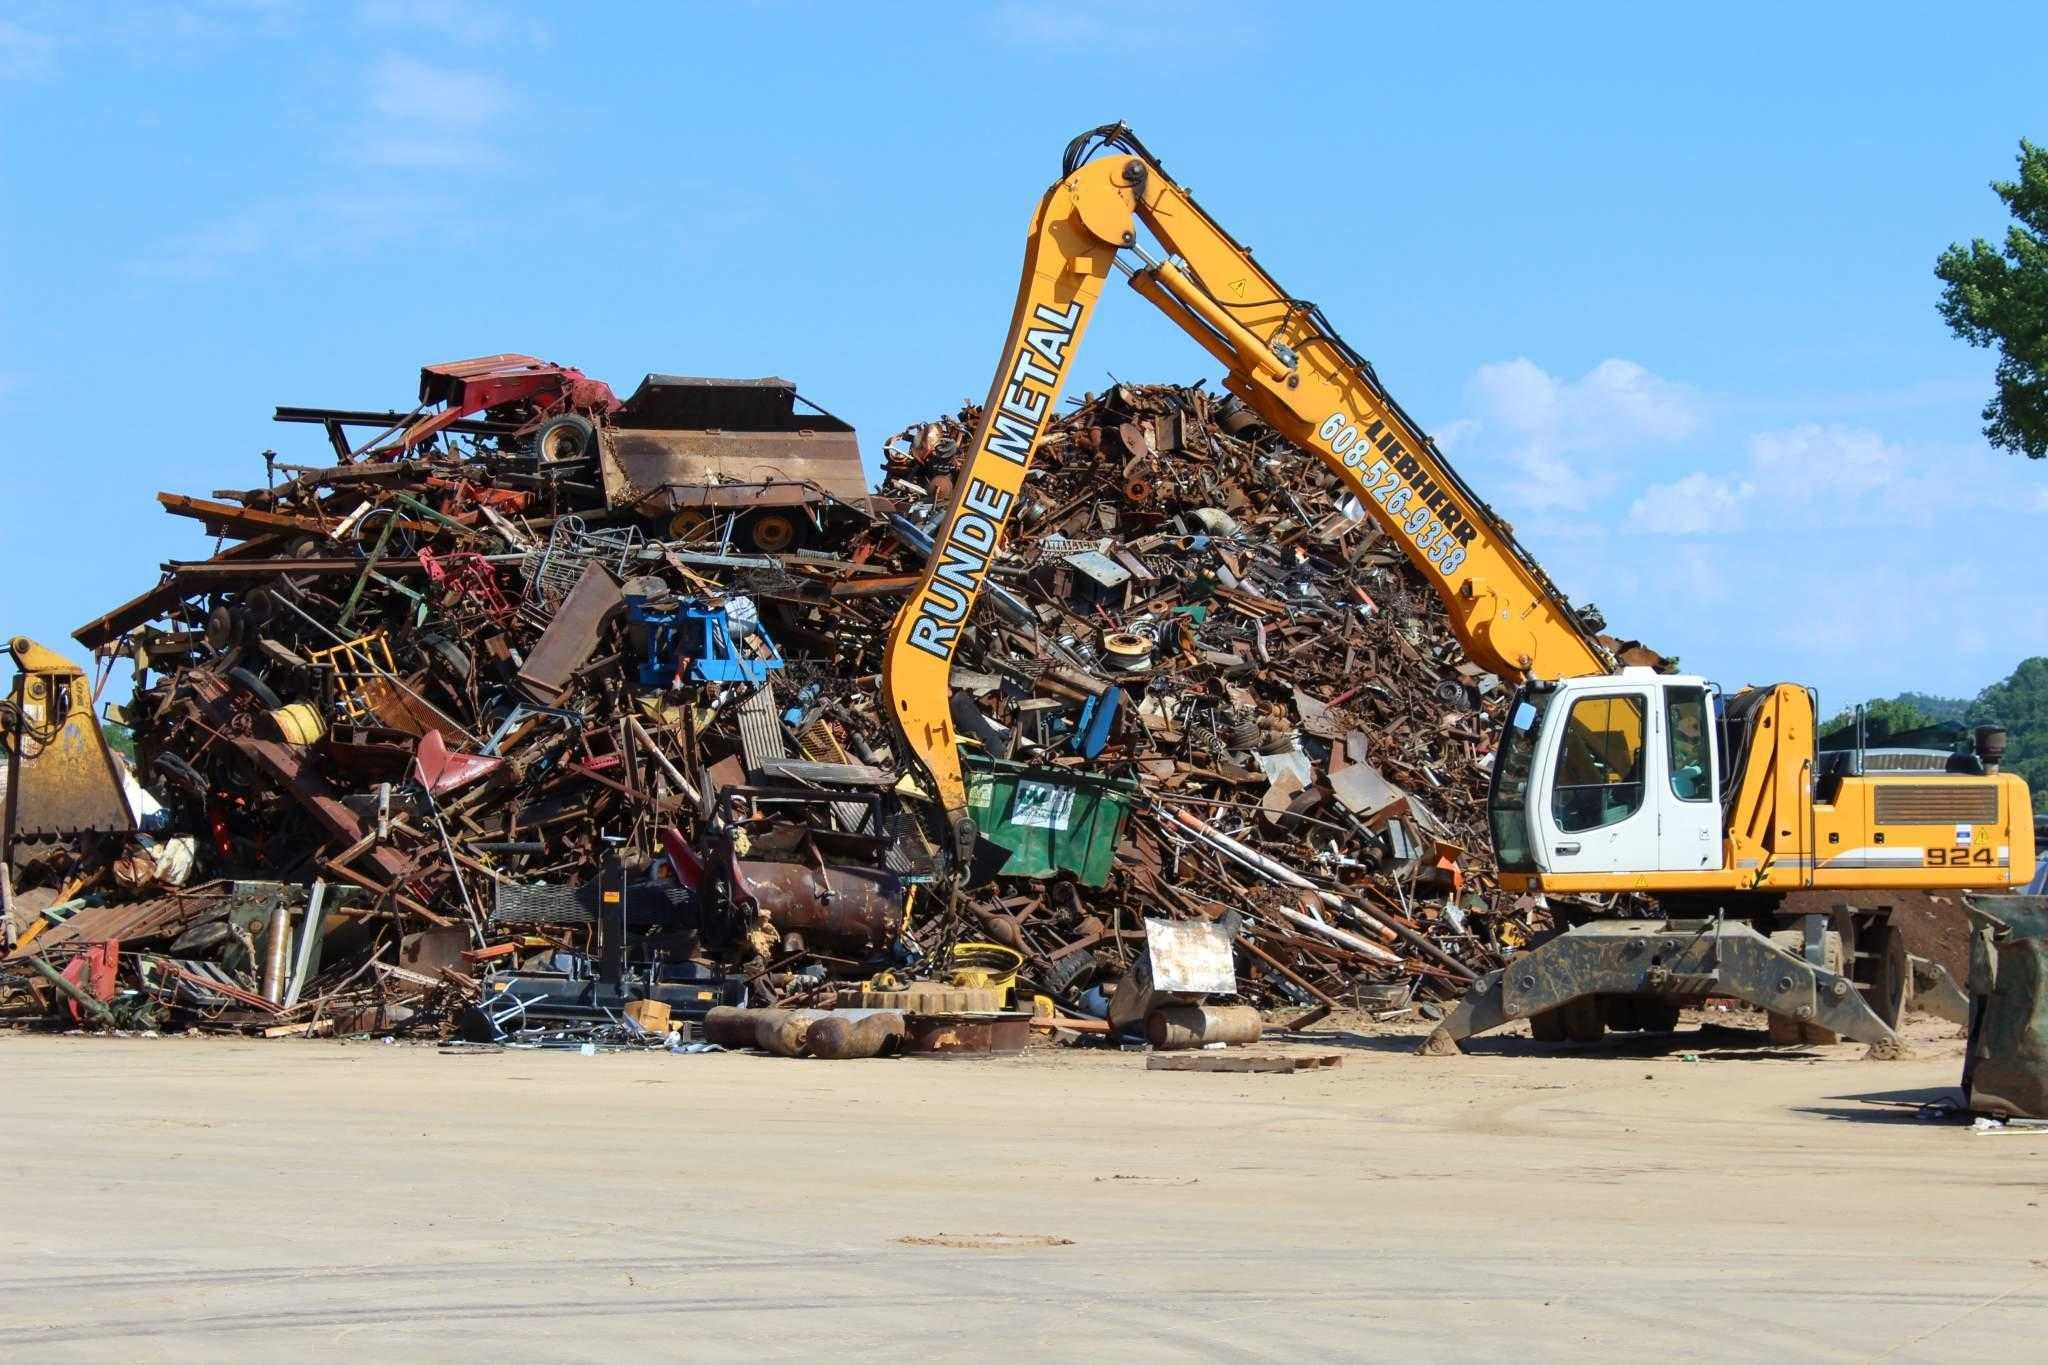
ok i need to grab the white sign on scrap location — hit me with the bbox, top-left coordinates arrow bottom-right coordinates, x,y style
1009,780 -> 1076,830
1143,917 -> 1237,996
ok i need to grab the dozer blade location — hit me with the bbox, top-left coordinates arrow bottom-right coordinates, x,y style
1420,918 -> 1902,1055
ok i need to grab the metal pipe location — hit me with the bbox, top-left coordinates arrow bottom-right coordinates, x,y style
1238,934 -> 1344,1009
1160,805 -> 1469,978
261,902 -> 291,1003
1158,804 -> 1329,894
23,954 -> 118,1025
1267,902 -> 1403,968
414,767 -> 486,947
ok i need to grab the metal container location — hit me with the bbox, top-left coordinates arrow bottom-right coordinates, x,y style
903,1011 -> 1032,1057
1145,1004 -> 1263,1050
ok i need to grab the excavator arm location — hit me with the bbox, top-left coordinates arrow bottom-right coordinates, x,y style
884,124 -> 1612,865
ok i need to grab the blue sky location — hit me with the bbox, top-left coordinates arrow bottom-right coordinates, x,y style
4,1 -> 2045,716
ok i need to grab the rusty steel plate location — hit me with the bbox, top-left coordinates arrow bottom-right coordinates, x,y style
902,1011 -> 1032,1057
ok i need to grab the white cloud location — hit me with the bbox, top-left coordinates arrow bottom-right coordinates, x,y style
1628,423 -> 1903,534
1746,423 -> 1900,502
127,45 -> 524,275
0,18 -> 56,79
357,54 -> 512,169
1431,356 -> 2044,703
1470,357 -> 1701,444
1457,357 -> 1702,512
369,54 -> 508,125
1431,416 -> 1478,451
1627,471 -> 1756,534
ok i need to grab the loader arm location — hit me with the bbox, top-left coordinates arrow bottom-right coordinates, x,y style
884,124 -> 1612,865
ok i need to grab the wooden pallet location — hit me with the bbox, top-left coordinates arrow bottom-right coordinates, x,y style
1146,1052 -> 1343,1074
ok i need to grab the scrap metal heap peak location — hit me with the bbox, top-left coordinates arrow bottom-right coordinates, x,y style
5,353 -> 1585,1039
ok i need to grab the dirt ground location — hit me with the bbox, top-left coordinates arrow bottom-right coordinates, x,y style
3,1015 -> 2046,1362
1784,887 -> 1975,985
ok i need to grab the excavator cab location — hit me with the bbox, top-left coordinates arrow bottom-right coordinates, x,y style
1489,668 -> 1724,881
1438,668 -> 2029,1053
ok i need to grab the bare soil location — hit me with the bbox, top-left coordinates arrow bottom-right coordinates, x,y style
1784,887 -> 1975,984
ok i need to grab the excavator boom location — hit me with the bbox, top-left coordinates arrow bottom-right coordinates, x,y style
881,123 -> 2034,1057
884,125 -> 1610,860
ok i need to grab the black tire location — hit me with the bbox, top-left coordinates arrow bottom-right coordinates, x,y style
1636,1001 -> 1681,1033
418,633 -> 474,686
1560,996 -> 1606,1043
1040,950 -> 1097,998
536,413 -> 595,462
153,751 -> 208,796
226,666 -> 282,710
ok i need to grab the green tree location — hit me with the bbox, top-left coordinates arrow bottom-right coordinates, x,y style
1894,690 -> 1972,725
1973,657 -> 2048,814
1936,139 -> 2048,459
1820,696 -> 1934,745
100,721 -> 135,761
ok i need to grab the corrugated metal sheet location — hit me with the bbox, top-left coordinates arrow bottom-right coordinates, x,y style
737,684 -> 789,772
10,885 -> 229,958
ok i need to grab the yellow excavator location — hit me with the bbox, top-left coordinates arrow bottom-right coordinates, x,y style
881,124 -> 2036,1053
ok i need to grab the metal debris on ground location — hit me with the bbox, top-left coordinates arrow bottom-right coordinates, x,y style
3,357 -> 1659,1046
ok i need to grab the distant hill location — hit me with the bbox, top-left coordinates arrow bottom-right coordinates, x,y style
1891,691 -> 1973,725
1821,659 -> 2048,813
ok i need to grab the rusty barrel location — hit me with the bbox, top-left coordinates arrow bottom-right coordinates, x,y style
1145,1004 -> 1262,1050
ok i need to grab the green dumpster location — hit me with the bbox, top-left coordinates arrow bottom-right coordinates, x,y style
963,756 -> 1136,887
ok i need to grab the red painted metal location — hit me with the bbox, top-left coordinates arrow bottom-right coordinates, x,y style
60,940 -> 121,1023
397,354 -> 619,456
418,549 -> 513,623
414,729 -> 504,797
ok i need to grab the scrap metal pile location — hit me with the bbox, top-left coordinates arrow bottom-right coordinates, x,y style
3,354 -> 1647,1040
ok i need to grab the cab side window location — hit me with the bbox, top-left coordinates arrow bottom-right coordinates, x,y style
1665,686 -> 1710,802
1552,694 -> 1647,832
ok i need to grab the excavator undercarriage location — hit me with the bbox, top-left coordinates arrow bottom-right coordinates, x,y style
1422,905 -> 1914,1054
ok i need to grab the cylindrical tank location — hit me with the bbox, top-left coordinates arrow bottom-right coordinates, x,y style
1145,1004 -> 1263,1050
260,903 -> 292,1003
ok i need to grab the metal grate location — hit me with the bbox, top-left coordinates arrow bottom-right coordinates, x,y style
1873,783 -> 2000,826
520,515 -> 646,614
492,880 -> 593,925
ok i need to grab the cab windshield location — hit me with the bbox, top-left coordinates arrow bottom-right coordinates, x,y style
1488,686 -> 1552,872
